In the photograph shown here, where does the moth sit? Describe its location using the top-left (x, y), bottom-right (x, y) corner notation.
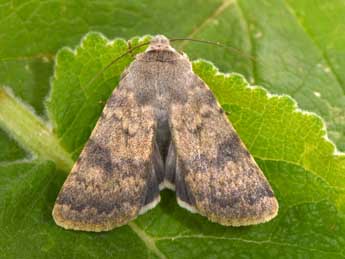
top-left (53, 35), bottom-right (278, 232)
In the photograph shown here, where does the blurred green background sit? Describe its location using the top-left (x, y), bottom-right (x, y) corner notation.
top-left (1, 1), bottom-right (345, 258)
top-left (1, 0), bottom-right (344, 151)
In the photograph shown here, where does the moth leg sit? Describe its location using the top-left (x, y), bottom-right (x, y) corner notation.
top-left (153, 141), bottom-right (164, 186)
top-left (161, 142), bottom-right (197, 212)
top-left (160, 142), bottom-right (176, 191)
top-left (175, 158), bottom-right (197, 213)
top-left (140, 142), bottom-right (164, 214)
top-left (139, 161), bottom-right (161, 215)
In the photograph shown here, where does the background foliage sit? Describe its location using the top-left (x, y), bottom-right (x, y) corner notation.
top-left (0, 0), bottom-right (345, 258)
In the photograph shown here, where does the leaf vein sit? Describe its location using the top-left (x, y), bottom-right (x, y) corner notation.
top-left (234, 0), bottom-right (257, 84)
top-left (128, 222), bottom-right (167, 259)
top-left (179, 0), bottom-right (234, 49)
top-left (282, 0), bottom-right (345, 95)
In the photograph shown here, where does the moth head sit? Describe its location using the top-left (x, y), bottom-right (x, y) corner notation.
top-left (146, 35), bottom-right (175, 52)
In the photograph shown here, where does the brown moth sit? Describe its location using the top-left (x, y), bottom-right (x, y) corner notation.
top-left (53, 35), bottom-right (278, 232)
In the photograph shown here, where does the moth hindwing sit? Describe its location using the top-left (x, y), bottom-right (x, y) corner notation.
top-left (53, 35), bottom-right (278, 232)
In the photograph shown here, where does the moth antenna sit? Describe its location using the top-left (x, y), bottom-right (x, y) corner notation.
top-left (87, 37), bottom-right (260, 90)
top-left (170, 37), bottom-right (259, 65)
top-left (85, 41), bottom-right (151, 89)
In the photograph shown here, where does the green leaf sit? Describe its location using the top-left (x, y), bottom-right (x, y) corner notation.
top-left (1, 32), bottom-right (345, 258)
top-left (1, 0), bottom-right (344, 150)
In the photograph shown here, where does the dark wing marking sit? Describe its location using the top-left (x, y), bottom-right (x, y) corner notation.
top-left (53, 84), bottom-right (161, 232)
top-left (169, 74), bottom-right (278, 226)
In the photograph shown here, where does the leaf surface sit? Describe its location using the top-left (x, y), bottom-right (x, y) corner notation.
top-left (1, 32), bottom-right (344, 258)
top-left (1, 0), bottom-right (344, 148)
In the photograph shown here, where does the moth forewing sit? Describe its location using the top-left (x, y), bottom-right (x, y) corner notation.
top-left (53, 88), bottom-right (160, 232)
top-left (53, 35), bottom-right (278, 232)
top-left (169, 80), bottom-right (278, 226)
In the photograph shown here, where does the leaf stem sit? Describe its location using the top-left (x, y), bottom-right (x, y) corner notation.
top-left (0, 87), bottom-right (73, 172)
top-left (128, 222), bottom-right (167, 259)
